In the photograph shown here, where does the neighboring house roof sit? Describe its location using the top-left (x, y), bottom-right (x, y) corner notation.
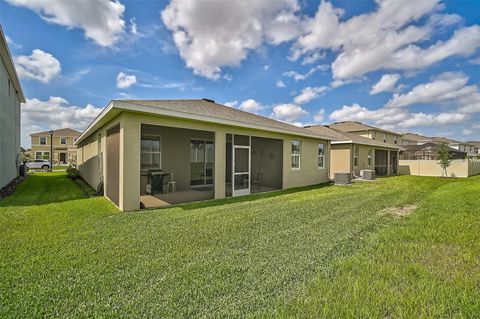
top-left (306, 125), bottom-right (403, 150)
top-left (0, 25), bottom-right (25, 103)
top-left (466, 141), bottom-right (480, 148)
top-left (429, 136), bottom-right (462, 144)
top-left (326, 121), bottom-right (401, 136)
top-left (30, 128), bottom-right (82, 137)
top-left (401, 132), bottom-right (430, 142)
top-left (76, 99), bottom-right (336, 145)
top-left (402, 142), bottom-right (465, 154)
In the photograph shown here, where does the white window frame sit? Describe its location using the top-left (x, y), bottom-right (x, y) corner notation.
top-left (40, 136), bottom-right (47, 145)
top-left (368, 148), bottom-right (372, 167)
top-left (394, 136), bottom-right (398, 144)
top-left (60, 137), bottom-right (67, 145)
top-left (383, 133), bottom-right (387, 143)
top-left (291, 140), bottom-right (301, 170)
top-left (354, 146), bottom-right (359, 167)
top-left (318, 143), bottom-right (326, 169)
top-left (141, 135), bottom-right (162, 169)
top-left (35, 151), bottom-right (42, 160)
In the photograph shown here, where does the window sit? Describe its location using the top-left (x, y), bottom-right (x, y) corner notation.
top-left (383, 133), bottom-right (387, 143)
top-left (60, 137), bottom-right (67, 145)
top-left (35, 151), bottom-right (50, 160)
top-left (368, 148), bottom-right (372, 166)
top-left (354, 146), bottom-right (359, 166)
top-left (394, 136), bottom-right (398, 144)
top-left (73, 137), bottom-right (78, 143)
top-left (141, 136), bottom-right (161, 169)
top-left (8, 79), bottom-right (11, 96)
top-left (371, 131), bottom-right (376, 140)
top-left (318, 143), bottom-right (326, 168)
top-left (40, 137), bottom-right (47, 145)
top-left (291, 141), bottom-right (301, 169)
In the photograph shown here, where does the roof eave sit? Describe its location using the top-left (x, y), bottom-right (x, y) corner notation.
top-left (78, 100), bottom-right (335, 144)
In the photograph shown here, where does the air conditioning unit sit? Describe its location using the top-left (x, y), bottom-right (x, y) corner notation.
top-left (361, 169), bottom-right (375, 180)
top-left (334, 172), bottom-right (352, 185)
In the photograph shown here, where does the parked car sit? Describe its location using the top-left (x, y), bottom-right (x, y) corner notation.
top-left (26, 160), bottom-right (51, 170)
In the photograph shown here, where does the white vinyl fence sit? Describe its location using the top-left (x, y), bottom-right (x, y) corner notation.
top-left (399, 158), bottom-right (480, 178)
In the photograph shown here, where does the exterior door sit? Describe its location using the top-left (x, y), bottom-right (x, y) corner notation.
top-left (232, 135), bottom-right (250, 197)
top-left (59, 152), bottom-right (66, 163)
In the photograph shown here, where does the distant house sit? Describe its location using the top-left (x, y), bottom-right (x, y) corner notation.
top-left (400, 142), bottom-right (466, 160)
top-left (306, 124), bottom-right (402, 177)
top-left (466, 141), bottom-right (480, 156)
top-left (0, 25), bottom-right (25, 189)
top-left (30, 128), bottom-right (82, 164)
top-left (401, 133), bottom-right (430, 145)
top-left (75, 99), bottom-right (334, 211)
top-left (327, 121), bottom-right (402, 145)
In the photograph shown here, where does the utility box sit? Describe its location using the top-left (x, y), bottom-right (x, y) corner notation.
top-left (334, 172), bottom-right (352, 185)
top-left (361, 169), bottom-right (376, 180)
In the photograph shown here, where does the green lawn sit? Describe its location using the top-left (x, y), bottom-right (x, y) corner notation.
top-left (0, 173), bottom-right (479, 318)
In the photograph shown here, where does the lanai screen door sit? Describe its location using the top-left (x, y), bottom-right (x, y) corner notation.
top-left (232, 134), bottom-right (251, 196)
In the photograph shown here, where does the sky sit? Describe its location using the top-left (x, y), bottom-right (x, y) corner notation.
top-left (1, 0), bottom-right (480, 148)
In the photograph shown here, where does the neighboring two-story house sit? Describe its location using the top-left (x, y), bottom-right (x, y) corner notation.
top-left (401, 133), bottom-right (430, 145)
top-left (0, 25), bottom-right (25, 189)
top-left (327, 121), bottom-right (402, 145)
top-left (30, 128), bottom-right (81, 164)
top-left (466, 141), bottom-right (480, 156)
top-left (319, 121), bottom-right (403, 177)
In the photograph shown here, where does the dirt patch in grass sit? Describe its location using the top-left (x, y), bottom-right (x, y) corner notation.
top-left (379, 205), bottom-right (417, 218)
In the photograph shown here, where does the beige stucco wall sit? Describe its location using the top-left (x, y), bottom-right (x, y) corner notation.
top-left (355, 130), bottom-right (401, 145)
top-left (398, 159), bottom-right (480, 178)
top-left (331, 143), bottom-right (399, 177)
top-left (78, 111), bottom-right (330, 211)
top-left (330, 144), bottom-right (352, 177)
top-left (0, 56), bottom-right (21, 188)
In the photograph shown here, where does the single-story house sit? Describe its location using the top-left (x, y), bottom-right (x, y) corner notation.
top-left (30, 128), bottom-right (81, 164)
top-left (0, 25), bottom-right (25, 189)
top-left (75, 99), bottom-right (334, 211)
top-left (305, 125), bottom-right (403, 177)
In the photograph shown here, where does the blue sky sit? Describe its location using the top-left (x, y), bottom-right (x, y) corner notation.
top-left (1, 0), bottom-right (479, 147)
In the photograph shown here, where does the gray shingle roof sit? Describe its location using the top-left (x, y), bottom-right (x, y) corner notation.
top-left (115, 99), bottom-right (333, 140)
top-left (30, 128), bottom-right (82, 137)
top-left (306, 125), bottom-right (402, 149)
top-left (327, 121), bottom-right (401, 136)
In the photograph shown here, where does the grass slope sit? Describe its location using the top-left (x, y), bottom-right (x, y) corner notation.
top-left (0, 173), bottom-right (478, 318)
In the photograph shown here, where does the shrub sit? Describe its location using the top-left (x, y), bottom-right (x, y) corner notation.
top-left (66, 166), bottom-right (80, 180)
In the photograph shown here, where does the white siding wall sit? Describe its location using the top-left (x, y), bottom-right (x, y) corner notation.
top-left (0, 58), bottom-right (21, 188)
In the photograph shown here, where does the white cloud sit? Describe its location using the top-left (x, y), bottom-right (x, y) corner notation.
top-left (276, 80), bottom-right (286, 88)
top-left (5, 35), bottom-right (22, 49)
top-left (386, 72), bottom-right (475, 108)
top-left (21, 96), bottom-right (102, 147)
top-left (291, 0), bottom-right (478, 80)
top-left (161, 0), bottom-right (301, 79)
top-left (370, 73), bottom-right (401, 95)
top-left (398, 112), bottom-right (468, 128)
top-left (301, 51), bottom-right (325, 65)
top-left (116, 72), bottom-right (137, 89)
top-left (14, 49), bottom-right (61, 83)
top-left (462, 129), bottom-right (474, 136)
top-left (224, 101), bottom-right (238, 107)
top-left (294, 86), bottom-right (328, 104)
top-left (6, 0), bottom-right (125, 47)
top-left (283, 64), bottom-right (328, 81)
top-left (469, 56), bottom-right (480, 65)
top-left (130, 17), bottom-right (138, 35)
top-left (314, 109), bottom-right (325, 123)
top-left (270, 103), bottom-right (308, 123)
top-left (238, 99), bottom-right (264, 113)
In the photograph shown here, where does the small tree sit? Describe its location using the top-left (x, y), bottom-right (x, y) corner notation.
top-left (438, 143), bottom-right (451, 177)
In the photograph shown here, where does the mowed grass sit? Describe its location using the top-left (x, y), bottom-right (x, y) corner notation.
top-left (0, 173), bottom-right (479, 318)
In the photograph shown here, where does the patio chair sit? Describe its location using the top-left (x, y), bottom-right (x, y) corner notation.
top-left (168, 173), bottom-right (176, 193)
top-left (252, 172), bottom-right (263, 191)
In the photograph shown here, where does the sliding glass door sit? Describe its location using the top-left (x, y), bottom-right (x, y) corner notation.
top-left (190, 140), bottom-right (214, 186)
